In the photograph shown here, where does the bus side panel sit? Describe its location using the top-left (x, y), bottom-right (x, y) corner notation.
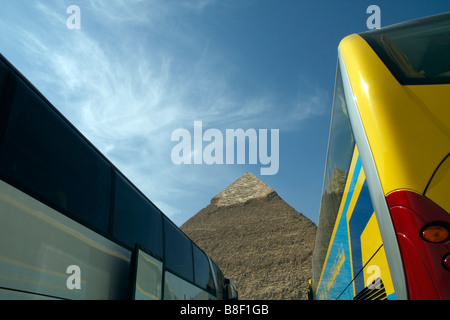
top-left (315, 151), bottom-right (396, 299)
top-left (360, 214), bottom-right (396, 299)
top-left (338, 44), bottom-right (407, 299)
top-left (0, 180), bottom-right (131, 299)
top-left (349, 208), bottom-right (396, 300)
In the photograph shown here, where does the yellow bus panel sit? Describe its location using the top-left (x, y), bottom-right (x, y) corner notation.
top-left (339, 34), bottom-right (450, 197)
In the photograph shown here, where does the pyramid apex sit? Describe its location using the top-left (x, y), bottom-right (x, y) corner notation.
top-left (211, 172), bottom-right (275, 207)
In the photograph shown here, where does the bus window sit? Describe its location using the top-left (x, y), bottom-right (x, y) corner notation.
top-left (164, 217), bottom-right (194, 282)
top-left (0, 74), bottom-right (111, 232)
top-left (0, 60), bottom-right (11, 142)
top-left (360, 13), bottom-right (450, 85)
top-left (0, 60), bottom-right (8, 99)
top-left (193, 244), bottom-right (216, 295)
top-left (112, 173), bottom-right (163, 258)
top-left (312, 62), bottom-right (355, 289)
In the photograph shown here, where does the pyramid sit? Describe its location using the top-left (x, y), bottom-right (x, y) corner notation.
top-left (181, 173), bottom-right (317, 300)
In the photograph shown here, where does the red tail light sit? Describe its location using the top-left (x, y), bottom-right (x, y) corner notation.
top-left (421, 224), bottom-right (449, 243)
top-left (444, 254), bottom-right (450, 271)
top-left (386, 190), bottom-right (450, 300)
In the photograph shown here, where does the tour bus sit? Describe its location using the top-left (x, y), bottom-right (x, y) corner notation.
top-left (310, 12), bottom-right (450, 300)
top-left (0, 53), bottom-right (238, 300)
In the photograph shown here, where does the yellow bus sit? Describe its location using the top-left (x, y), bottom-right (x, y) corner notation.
top-left (310, 12), bottom-right (450, 300)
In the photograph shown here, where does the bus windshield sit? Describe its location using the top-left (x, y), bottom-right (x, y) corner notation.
top-left (360, 12), bottom-right (450, 85)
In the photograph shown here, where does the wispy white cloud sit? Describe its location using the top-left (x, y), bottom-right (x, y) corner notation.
top-left (0, 0), bottom-right (328, 222)
top-left (290, 87), bottom-right (329, 122)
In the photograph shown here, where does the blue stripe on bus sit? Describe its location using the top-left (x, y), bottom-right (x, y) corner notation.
top-left (343, 159), bottom-right (362, 218)
top-left (348, 180), bottom-right (374, 294)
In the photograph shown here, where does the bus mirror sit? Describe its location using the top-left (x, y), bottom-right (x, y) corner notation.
top-left (224, 278), bottom-right (238, 300)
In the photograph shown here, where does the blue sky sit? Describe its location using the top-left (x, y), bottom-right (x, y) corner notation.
top-left (1, 1), bottom-right (449, 226)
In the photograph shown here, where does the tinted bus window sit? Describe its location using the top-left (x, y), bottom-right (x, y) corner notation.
top-left (0, 60), bottom-right (11, 141)
top-left (312, 62), bottom-right (355, 288)
top-left (113, 173), bottom-right (163, 258)
top-left (0, 60), bottom-right (8, 100)
top-left (193, 244), bottom-right (215, 294)
top-left (0, 75), bottom-right (111, 232)
top-left (360, 12), bottom-right (450, 85)
top-left (164, 217), bottom-right (193, 282)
